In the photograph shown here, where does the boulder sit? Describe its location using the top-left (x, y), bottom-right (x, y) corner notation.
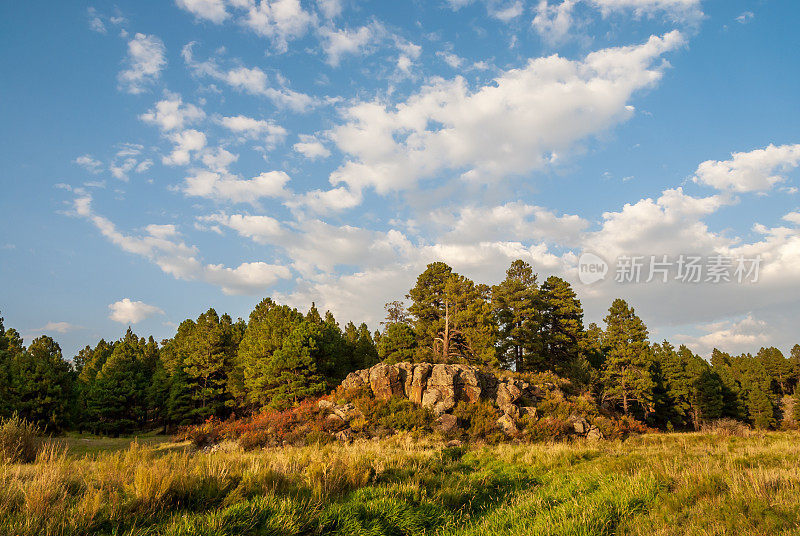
top-left (335, 429), bottom-right (353, 442)
top-left (333, 403), bottom-right (359, 422)
top-left (520, 406), bottom-right (537, 419)
top-left (318, 399), bottom-right (334, 411)
top-left (570, 416), bottom-right (590, 435)
top-left (435, 413), bottom-right (460, 434)
top-left (500, 404), bottom-right (521, 419)
top-left (497, 414), bottom-right (518, 436)
top-left (586, 426), bottom-right (603, 441)
top-left (410, 363), bottom-right (432, 404)
top-left (496, 382), bottom-right (522, 407)
top-left (369, 363), bottom-right (404, 400)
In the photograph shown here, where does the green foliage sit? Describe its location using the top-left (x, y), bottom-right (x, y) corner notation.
top-left (491, 260), bottom-right (542, 372)
top-left (10, 335), bottom-right (74, 431)
top-left (600, 299), bottom-right (653, 418)
top-left (452, 401), bottom-right (504, 442)
top-left (357, 396), bottom-right (434, 432)
top-left (540, 276), bottom-right (586, 380)
top-left (0, 413), bottom-right (43, 463)
top-left (378, 323), bottom-right (417, 364)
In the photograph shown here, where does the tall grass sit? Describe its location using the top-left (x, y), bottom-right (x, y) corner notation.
top-left (0, 431), bottom-right (798, 535)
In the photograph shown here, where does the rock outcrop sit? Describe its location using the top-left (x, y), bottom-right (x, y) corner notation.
top-left (328, 362), bottom-right (605, 440)
top-left (340, 362), bottom-right (535, 418)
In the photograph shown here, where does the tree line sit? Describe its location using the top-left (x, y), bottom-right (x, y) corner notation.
top-left (1, 259), bottom-right (798, 434)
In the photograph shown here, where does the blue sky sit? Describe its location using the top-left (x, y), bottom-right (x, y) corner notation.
top-left (1, 0), bottom-right (799, 359)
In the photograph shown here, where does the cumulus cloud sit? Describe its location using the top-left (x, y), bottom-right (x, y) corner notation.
top-left (74, 194), bottom-right (291, 294)
top-left (692, 143), bottom-right (800, 193)
top-left (163, 129), bottom-right (208, 166)
top-left (31, 322), bottom-right (84, 334)
top-left (74, 155), bottom-right (104, 174)
top-left (118, 33), bottom-right (167, 94)
top-left (533, 0), bottom-right (702, 43)
top-left (108, 299), bottom-right (165, 324)
top-left (182, 44), bottom-right (316, 112)
top-left (318, 32), bottom-right (684, 204)
top-left (182, 170), bottom-right (291, 203)
top-left (219, 114), bottom-right (287, 148)
top-left (293, 134), bottom-right (330, 159)
top-left (175, 0), bottom-right (229, 23)
top-left (140, 93), bottom-right (205, 131)
top-left (677, 314), bottom-right (770, 357)
top-left (318, 24), bottom-right (378, 66)
top-left (236, 0), bottom-right (315, 52)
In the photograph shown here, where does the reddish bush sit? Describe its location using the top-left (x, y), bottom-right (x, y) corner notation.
top-left (593, 415), bottom-right (649, 440)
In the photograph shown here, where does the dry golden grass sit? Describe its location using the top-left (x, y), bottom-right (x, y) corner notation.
top-left (0, 431), bottom-right (797, 535)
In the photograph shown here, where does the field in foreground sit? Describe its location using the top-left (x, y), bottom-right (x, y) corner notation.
top-left (1, 432), bottom-right (799, 536)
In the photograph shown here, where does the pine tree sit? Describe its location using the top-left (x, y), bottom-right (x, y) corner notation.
top-left (540, 276), bottom-right (585, 378)
top-left (492, 260), bottom-right (542, 371)
top-left (87, 334), bottom-right (149, 436)
top-left (260, 321), bottom-right (328, 410)
top-left (238, 298), bottom-right (305, 408)
top-left (379, 323), bottom-right (417, 364)
top-left (790, 344), bottom-right (800, 394)
top-left (355, 323), bottom-right (379, 369)
top-left (10, 335), bottom-right (74, 431)
top-left (0, 315), bottom-right (16, 419)
top-left (758, 346), bottom-right (791, 395)
top-left (167, 366), bottom-right (194, 428)
top-left (600, 299), bottom-right (653, 417)
top-left (408, 262), bottom-right (453, 358)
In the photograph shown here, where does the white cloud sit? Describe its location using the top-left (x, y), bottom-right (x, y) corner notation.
top-left (316, 0), bottom-right (343, 19)
top-left (322, 32), bottom-right (684, 201)
top-left (200, 212), bottom-right (286, 243)
top-left (109, 144), bottom-right (152, 181)
top-left (183, 170), bottom-right (291, 203)
top-left (437, 51), bottom-right (465, 69)
top-left (236, 0), bottom-right (315, 52)
top-left (532, 0), bottom-right (578, 45)
top-left (163, 129), bottom-right (208, 166)
top-left (783, 212), bottom-right (800, 226)
top-left (108, 299), bottom-right (165, 324)
top-left (74, 155), bottom-right (104, 174)
top-left (140, 93), bottom-right (205, 131)
top-left (590, 0), bottom-right (703, 21)
top-left (176, 0), bottom-right (230, 23)
top-left (692, 143), bottom-right (800, 193)
top-left (219, 114), bottom-right (287, 148)
top-left (677, 314), bottom-right (770, 357)
top-left (75, 194), bottom-right (292, 294)
top-left (490, 1), bottom-right (524, 21)
top-left (88, 7), bottom-right (107, 33)
top-left (183, 44), bottom-right (316, 112)
top-left (201, 146), bottom-right (239, 172)
top-left (533, 0), bottom-right (702, 43)
top-left (118, 33), bottom-right (167, 94)
top-left (318, 24), bottom-right (377, 66)
top-left (293, 134), bottom-right (331, 159)
top-left (32, 322), bottom-right (83, 334)
top-left (736, 11), bottom-right (754, 24)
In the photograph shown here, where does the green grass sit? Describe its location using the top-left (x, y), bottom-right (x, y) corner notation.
top-left (56, 431), bottom-right (177, 457)
top-left (1, 432), bottom-right (799, 535)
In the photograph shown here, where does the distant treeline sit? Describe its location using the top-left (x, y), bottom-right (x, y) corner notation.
top-left (1, 260), bottom-right (798, 435)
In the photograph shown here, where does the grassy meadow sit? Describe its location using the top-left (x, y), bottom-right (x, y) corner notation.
top-left (1, 431), bottom-right (798, 536)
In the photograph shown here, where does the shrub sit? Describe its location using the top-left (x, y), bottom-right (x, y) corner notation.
top-left (452, 401), bottom-right (504, 443)
top-left (593, 415), bottom-right (649, 440)
top-left (176, 417), bottom-right (225, 448)
top-left (0, 413), bottom-right (43, 463)
top-left (522, 416), bottom-right (573, 442)
top-left (702, 418), bottom-right (751, 437)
